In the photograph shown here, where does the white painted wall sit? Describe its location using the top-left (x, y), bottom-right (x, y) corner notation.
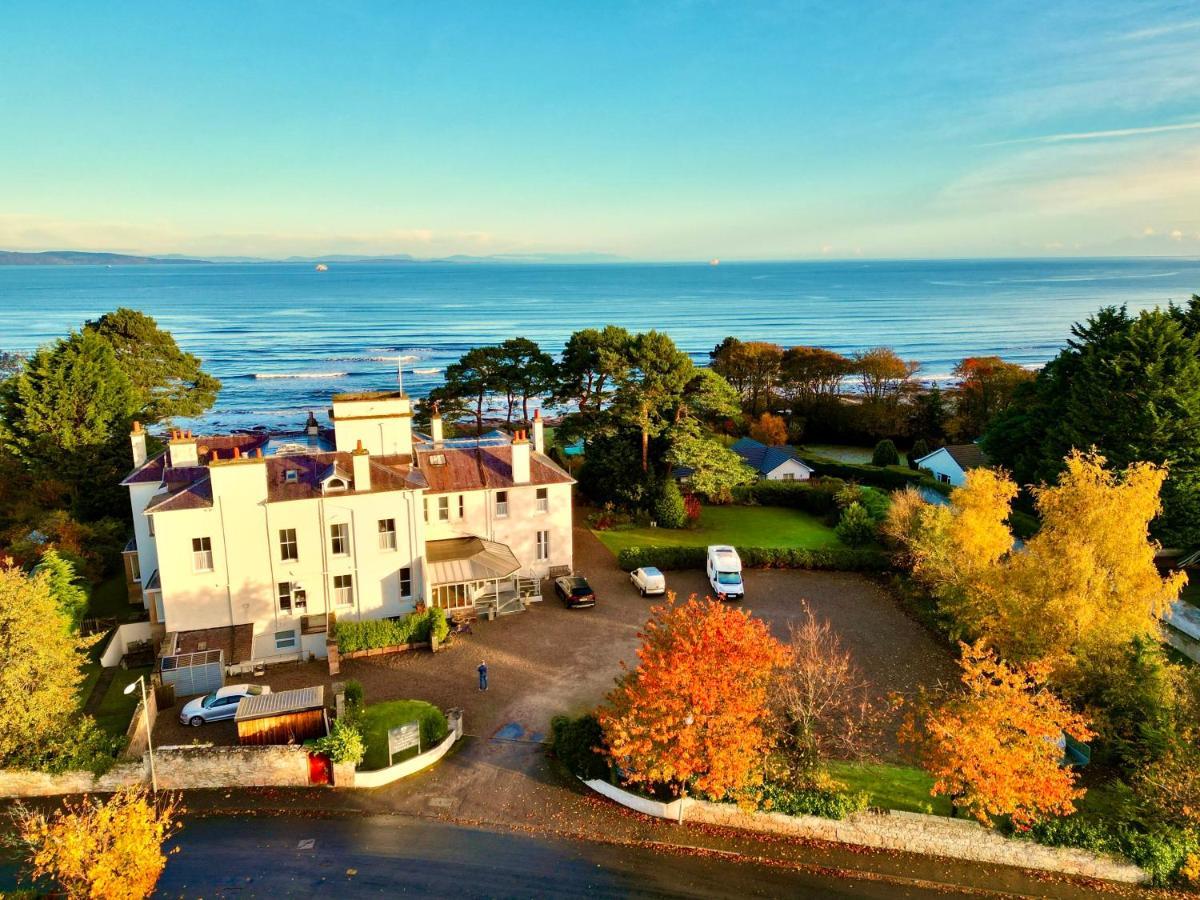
top-left (128, 481), bottom-right (162, 600)
top-left (331, 394), bottom-right (413, 457)
top-left (422, 480), bottom-right (574, 577)
top-left (916, 448), bottom-right (967, 486)
top-left (764, 458), bottom-right (813, 482)
top-left (151, 457), bottom-right (429, 661)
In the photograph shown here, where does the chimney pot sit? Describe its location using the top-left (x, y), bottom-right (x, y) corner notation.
top-left (255, 448), bottom-right (263, 458)
top-left (233, 447), bottom-right (241, 459)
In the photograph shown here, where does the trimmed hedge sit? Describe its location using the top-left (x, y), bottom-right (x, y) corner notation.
top-left (800, 454), bottom-right (951, 496)
top-left (335, 608), bottom-right (449, 654)
top-left (616, 545), bottom-right (892, 573)
top-left (550, 713), bottom-right (610, 780)
top-left (732, 478), bottom-right (845, 515)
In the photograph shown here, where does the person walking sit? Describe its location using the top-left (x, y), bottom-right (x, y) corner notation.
top-left (478, 661), bottom-right (488, 692)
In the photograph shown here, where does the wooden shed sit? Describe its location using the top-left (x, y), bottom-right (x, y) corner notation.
top-left (235, 685), bottom-right (328, 746)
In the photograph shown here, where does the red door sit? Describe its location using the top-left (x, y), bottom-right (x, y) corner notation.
top-left (308, 752), bottom-right (332, 785)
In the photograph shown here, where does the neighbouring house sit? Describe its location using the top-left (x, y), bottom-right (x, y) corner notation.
top-left (121, 394), bottom-right (574, 665)
top-left (729, 438), bottom-right (814, 482)
top-left (913, 443), bottom-right (990, 486)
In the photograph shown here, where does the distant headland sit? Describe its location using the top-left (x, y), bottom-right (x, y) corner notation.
top-left (0, 250), bottom-right (210, 266)
top-left (0, 249), bottom-right (629, 266)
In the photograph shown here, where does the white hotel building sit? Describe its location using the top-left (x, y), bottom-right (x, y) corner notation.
top-left (121, 391), bottom-right (574, 664)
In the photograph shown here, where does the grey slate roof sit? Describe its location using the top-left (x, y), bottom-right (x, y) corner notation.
top-left (939, 443), bottom-right (990, 471)
top-left (729, 438), bottom-right (813, 476)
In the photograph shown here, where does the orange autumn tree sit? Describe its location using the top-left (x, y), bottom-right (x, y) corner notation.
top-left (15, 787), bottom-right (182, 900)
top-left (903, 642), bottom-right (1092, 827)
top-left (599, 594), bottom-right (791, 800)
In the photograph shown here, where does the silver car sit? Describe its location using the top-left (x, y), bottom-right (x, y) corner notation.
top-left (179, 683), bottom-right (270, 726)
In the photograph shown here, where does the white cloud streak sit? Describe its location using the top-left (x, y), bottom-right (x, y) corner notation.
top-left (984, 120), bottom-right (1200, 147)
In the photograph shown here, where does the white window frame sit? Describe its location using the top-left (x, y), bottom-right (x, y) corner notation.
top-left (279, 528), bottom-right (298, 561)
top-left (536, 487), bottom-right (549, 513)
top-left (781, 472), bottom-right (795, 482)
top-left (378, 518), bottom-right (397, 551)
top-left (536, 529), bottom-right (550, 561)
top-left (277, 581), bottom-right (292, 612)
top-left (330, 522), bottom-right (350, 556)
top-left (192, 537), bottom-right (214, 572)
top-left (458, 494), bottom-right (465, 518)
top-left (333, 574), bottom-right (354, 606)
top-left (438, 496), bottom-right (450, 522)
top-left (275, 629), bottom-right (297, 651)
top-left (399, 566), bottom-right (412, 599)
top-left (129, 553), bottom-right (141, 583)
top-left (495, 490), bottom-right (509, 518)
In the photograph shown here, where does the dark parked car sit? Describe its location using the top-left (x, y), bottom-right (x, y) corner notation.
top-left (554, 575), bottom-right (596, 608)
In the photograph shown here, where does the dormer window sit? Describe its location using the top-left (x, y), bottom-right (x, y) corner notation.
top-left (428, 453), bottom-right (446, 466)
top-left (284, 470), bottom-right (299, 483)
top-left (324, 477), bottom-right (347, 492)
top-left (319, 463), bottom-right (352, 493)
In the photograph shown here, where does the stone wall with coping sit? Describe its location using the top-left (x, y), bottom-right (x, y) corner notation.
top-left (584, 779), bottom-right (1147, 885)
top-left (0, 763), bottom-right (144, 798)
top-left (152, 744), bottom-right (312, 789)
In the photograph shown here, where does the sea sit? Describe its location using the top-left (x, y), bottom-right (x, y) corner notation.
top-left (0, 257), bottom-right (1196, 432)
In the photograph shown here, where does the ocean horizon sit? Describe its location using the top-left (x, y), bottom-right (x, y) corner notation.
top-left (1, 256), bottom-right (1197, 432)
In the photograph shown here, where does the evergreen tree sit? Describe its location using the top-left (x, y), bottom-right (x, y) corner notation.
top-left (33, 550), bottom-right (88, 631)
top-left (984, 298), bottom-right (1200, 546)
top-left (871, 439), bottom-right (900, 467)
top-left (653, 478), bottom-right (688, 529)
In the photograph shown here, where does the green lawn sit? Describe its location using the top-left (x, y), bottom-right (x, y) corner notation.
top-left (802, 443), bottom-right (910, 466)
top-left (93, 665), bottom-right (153, 739)
top-left (592, 504), bottom-right (843, 556)
top-left (357, 700), bottom-right (448, 770)
top-left (826, 760), bottom-right (953, 816)
top-left (86, 573), bottom-right (142, 622)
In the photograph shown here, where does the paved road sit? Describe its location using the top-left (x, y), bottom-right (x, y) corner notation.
top-left (156, 814), bottom-right (980, 898)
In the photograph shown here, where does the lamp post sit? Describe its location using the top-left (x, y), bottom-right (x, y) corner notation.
top-left (124, 675), bottom-right (157, 793)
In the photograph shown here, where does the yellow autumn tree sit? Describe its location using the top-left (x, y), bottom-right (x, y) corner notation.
top-left (887, 451), bottom-right (1185, 675)
top-left (0, 562), bottom-right (95, 765)
top-left (902, 642), bottom-right (1092, 827)
top-left (15, 788), bottom-right (182, 900)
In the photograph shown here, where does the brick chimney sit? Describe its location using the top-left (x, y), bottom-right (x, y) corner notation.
top-left (511, 429), bottom-right (531, 485)
top-left (305, 411), bottom-right (320, 437)
top-left (531, 409), bottom-right (545, 456)
top-left (352, 439), bottom-right (371, 492)
top-left (130, 421), bottom-right (147, 467)
top-left (168, 429), bottom-right (199, 468)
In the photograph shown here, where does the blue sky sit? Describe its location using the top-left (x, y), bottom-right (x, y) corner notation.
top-left (2, 1), bottom-right (1199, 259)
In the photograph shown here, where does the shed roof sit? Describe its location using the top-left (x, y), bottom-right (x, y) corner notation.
top-left (235, 685), bottom-right (326, 722)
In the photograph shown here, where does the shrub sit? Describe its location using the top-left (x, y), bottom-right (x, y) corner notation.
top-left (653, 479), bottom-right (688, 529)
top-left (1024, 816), bottom-right (1200, 886)
top-left (342, 679), bottom-right (364, 709)
top-left (761, 782), bottom-right (869, 820)
top-left (550, 713), bottom-right (609, 780)
top-left (749, 412), bottom-right (788, 446)
top-left (616, 545), bottom-right (892, 573)
top-left (335, 608), bottom-right (448, 653)
top-left (836, 502), bottom-right (877, 547)
top-left (909, 439), bottom-right (932, 470)
top-left (871, 439), bottom-right (900, 467)
top-left (683, 493), bottom-right (702, 522)
top-left (312, 716), bottom-right (366, 765)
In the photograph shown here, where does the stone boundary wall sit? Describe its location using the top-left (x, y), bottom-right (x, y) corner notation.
top-left (0, 763), bottom-right (144, 798)
top-left (583, 779), bottom-right (1147, 885)
top-left (152, 745), bottom-right (312, 790)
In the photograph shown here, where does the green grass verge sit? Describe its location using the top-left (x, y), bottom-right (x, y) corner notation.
top-left (825, 760), bottom-right (953, 816)
top-left (93, 666), bottom-right (153, 739)
top-left (87, 573), bottom-right (141, 622)
top-left (357, 700), bottom-right (448, 771)
top-left (593, 505), bottom-right (843, 556)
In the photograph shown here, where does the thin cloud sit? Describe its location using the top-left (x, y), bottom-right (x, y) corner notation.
top-left (984, 120), bottom-right (1200, 147)
top-left (1121, 19), bottom-right (1200, 41)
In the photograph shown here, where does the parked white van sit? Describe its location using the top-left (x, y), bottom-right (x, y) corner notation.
top-left (706, 545), bottom-right (744, 600)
